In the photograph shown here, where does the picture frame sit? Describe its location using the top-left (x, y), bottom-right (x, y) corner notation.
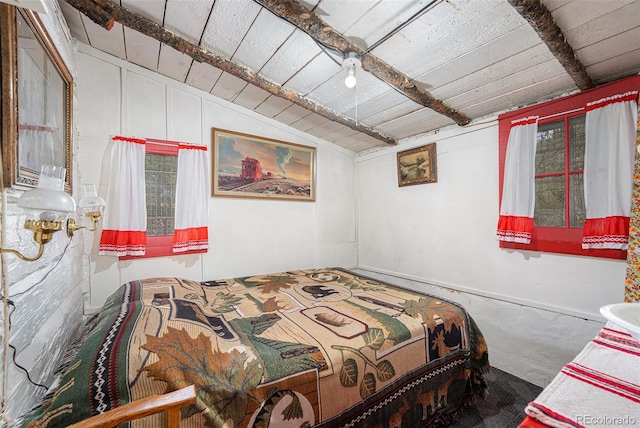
top-left (397, 143), bottom-right (437, 187)
top-left (1, 4), bottom-right (73, 192)
top-left (212, 128), bottom-right (316, 201)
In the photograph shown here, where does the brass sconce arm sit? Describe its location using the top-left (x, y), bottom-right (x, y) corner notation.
top-left (67, 211), bottom-right (103, 237)
top-left (0, 219), bottom-right (63, 261)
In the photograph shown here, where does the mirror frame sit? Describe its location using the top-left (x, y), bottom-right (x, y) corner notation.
top-left (0, 3), bottom-right (73, 192)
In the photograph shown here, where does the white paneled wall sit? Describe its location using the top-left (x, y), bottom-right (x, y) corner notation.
top-left (75, 44), bottom-right (357, 310)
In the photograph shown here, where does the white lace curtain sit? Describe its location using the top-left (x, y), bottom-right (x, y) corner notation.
top-left (582, 91), bottom-right (639, 249)
top-left (99, 136), bottom-right (148, 256)
top-left (496, 117), bottom-right (538, 244)
top-left (173, 143), bottom-right (209, 253)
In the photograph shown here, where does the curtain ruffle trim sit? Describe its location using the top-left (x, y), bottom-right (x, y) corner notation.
top-left (510, 116), bottom-right (538, 127)
top-left (173, 227), bottom-right (209, 253)
top-left (178, 143), bottom-right (207, 151)
top-left (112, 135), bottom-right (146, 145)
top-left (496, 215), bottom-right (534, 244)
top-left (99, 230), bottom-right (147, 256)
top-left (582, 216), bottom-right (630, 249)
top-left (586, 91), bottom-right (638, 111)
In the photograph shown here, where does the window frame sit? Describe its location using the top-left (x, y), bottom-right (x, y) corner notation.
top-left (498, 75), bottom-right (640, 260)
top-left (120, 138), bottom-right (207, 260)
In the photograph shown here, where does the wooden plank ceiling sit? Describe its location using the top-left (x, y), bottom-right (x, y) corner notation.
top-left (58, 0), bottom-right (640, 153)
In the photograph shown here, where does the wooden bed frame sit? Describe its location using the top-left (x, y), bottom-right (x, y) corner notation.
top-left (68, 385), bottom-right (196, 428)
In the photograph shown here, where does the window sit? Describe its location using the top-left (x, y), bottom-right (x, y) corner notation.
top-left (120, 139), bottom-right (206, 259)
top-left (498, 75), bottom-right (640, 259)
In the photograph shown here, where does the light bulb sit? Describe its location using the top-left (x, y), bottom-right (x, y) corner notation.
top-left (345, 67), bottom-right (356, 88)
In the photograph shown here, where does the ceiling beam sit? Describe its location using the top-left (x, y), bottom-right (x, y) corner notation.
top-left (63, 0), bottom-right (399, 146)
top-left (254, 0), bottom-right (472, 127)
top-left (507, 0), bottom-right (594, 91)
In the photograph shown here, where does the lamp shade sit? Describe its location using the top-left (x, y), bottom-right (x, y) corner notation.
top-left (17, 165), bottom-right (76, 222)
top-left (78, 184), bottom-right (106, 216)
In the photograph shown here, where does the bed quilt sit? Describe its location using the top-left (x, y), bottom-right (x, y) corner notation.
top-left (21, 268), bottom-right (489, 427)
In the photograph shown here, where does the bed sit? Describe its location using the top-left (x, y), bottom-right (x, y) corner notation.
top-left (20, 267), bottom-right (489, 427)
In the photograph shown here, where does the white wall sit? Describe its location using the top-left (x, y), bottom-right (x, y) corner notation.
top-left (355, 120), bottom-right (626, 386)
top-left (75, 44), bottom-right (357, 311)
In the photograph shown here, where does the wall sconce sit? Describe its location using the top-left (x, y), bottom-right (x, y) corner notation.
top-left (67, 184), bottom-right (106, 236)
top-left (343, 52), bottom-right (361, 89)
top-left (0, 165), bottom-right (76, 261)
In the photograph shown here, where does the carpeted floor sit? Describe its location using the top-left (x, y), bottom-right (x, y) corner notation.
top-left (450, 367), bottom-right (543, 427)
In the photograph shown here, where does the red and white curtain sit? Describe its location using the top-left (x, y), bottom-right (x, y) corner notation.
top-left (173, 144), bottom-right (209, 253)
top-left (99, 136), bottom-right (147, 256)
top-left (582, 91), bottom-right (639, 249)
top-left (497, 116), bottom-right (539, 244)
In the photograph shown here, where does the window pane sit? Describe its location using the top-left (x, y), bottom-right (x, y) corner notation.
top-left (569, 116), bottom-right (585, 171)
top-left (145, 153), bottom-right (177, 236)
top-left (570, 172), bottom-right (585, 228)
top-left (535, 175), bottom-right (565, 227)
top-left (536, 122), bottom-right (565, 174)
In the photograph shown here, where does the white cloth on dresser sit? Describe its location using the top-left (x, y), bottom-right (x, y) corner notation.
top-left (525, 323), bottom-right (640, 428)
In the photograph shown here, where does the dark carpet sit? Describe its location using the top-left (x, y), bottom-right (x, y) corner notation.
top-left (451, 367), bottom-right (543, 427)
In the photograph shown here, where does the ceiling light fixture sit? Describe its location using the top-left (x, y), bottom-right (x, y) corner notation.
top-left (342, 52), bottom-right (361, 89)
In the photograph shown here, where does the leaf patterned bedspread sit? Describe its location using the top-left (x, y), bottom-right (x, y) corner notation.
top-left (21, 268), bottom-right (489, 427)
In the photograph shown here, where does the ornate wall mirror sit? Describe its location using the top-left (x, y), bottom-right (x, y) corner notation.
top-left (1, 3), bottom-right (72, 192)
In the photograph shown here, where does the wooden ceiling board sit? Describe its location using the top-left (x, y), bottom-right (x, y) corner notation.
top-left (321, 123), bottom-right (360, 142)
top-left (82, 17), bottom-right (126, 59)
top-left (575, 26), bottom-right (640, 66)
top-left (185, 60), bottom-right (223, 93)
top-left (428, 43), bottom-right (557, 107)
top-left (390, 1), bottom-right (525, 80)
top-left (157, 44), bottom-right (193, 82)
top-left (200, 0), bottom-right (261, 59)
top-left (586, 49), bottom-right (640, 84)
top-left (413, 25), bottom-right (543, 92)
top-left (549, 0), bottom-right (634, 32)
top-left (57, 1), bottom-right (89, 44)
top-left (343, 90), bottom-right (417, 124)
top-left (163, 0), bottom-right (213, 44)
top-left (254, 95), bottom-right (294, 118)
top-left (372, 0), bottom-right (502, 68)
top-left (377, 107), bottom-right (453, 139)
top-left (121, 0), bottom-right (165, 25)
top-left (289, 112), bottom-right (329, 133)
top-left (563, 2), bottom-right (640, 50)
top-left (331, 0), bottom-right (440, 50)
top-left (542, 0), bottom-right (573, 11)
top-left (259, 29), bottom-right (323, 85)
top-left (273, 103), bottom-right (313, 125)
top-left (284, 51), bottom-right (341, 96)
top-left (441, 58), bottom-right (571, 112)
top-left (359, 99), bottom-right (423, 128)
top-left (232, 10), bottom-right (295, 73)
top-left (304, 119), bottom-right (345, 139)
top-left (455, 73), bottom-right (576, 120)
top-left (210, 72), bottom-right (248, 101)
top-left (123, 27), bottom-right (159, 72)
top-left (311, 0), bottom-right (380, 36)
top-left (233, 84), bottom-right (271, 110)
top-left (308, 69), bottom-right (392, 116)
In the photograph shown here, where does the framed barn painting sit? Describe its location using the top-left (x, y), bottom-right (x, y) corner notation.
top-left (212, 128), bottom-right (316, 201)
top-left (397, 143), bottom-right (437, 187)
top-left (0, 4), bottom-right (73, 192)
